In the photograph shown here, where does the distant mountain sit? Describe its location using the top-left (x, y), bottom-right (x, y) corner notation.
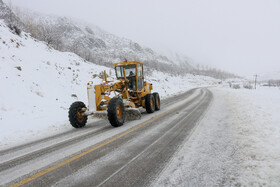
top-left (156, 48), bottom-right (195, 70)
top-left (14, 10), bottom-right (193, 75)
top-left (1, 1), bottom-right (240, 80)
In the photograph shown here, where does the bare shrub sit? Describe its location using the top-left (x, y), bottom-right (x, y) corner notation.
top-left (232, 84), bottom-right (240, 89)
top-left (8, 24), bottom-right (21, 35)
top-left (15, 66), bottom-right (22, 71)
top-left (243, 83), bottom-right (253, 89)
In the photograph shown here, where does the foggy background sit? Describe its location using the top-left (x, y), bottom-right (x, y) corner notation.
top-left (4, 0), bottom-right (280, 77)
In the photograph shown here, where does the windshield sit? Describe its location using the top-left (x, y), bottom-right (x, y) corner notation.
top-left (115, 65), bottom-right (136, 79)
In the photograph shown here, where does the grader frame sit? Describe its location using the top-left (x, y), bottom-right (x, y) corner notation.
top-left (68, 60), bottom-right (160, 128)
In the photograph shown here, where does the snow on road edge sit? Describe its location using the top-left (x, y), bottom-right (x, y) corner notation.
top-left (153, 87), bottom-right (280, 186)
top-left (153, 88), bottom-right (240, 186)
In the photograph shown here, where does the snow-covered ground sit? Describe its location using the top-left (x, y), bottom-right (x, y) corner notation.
top-left (154, 86), bottom-right (280, 186)
top-left (0, 19), bottom-right (219, 148)
top-left (1, 17), bottom-right (280, 185)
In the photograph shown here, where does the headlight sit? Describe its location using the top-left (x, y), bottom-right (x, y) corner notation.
top-left (87, 81), bottom-right (93, 85)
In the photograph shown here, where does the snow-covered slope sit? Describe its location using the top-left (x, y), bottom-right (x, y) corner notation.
top-left (0, 19), bottom-right (219, 147)
top-left (16, 10), bottom-right (192, 74)
top-left (0, 19), bottom-right (109, 143)
top-left (0, 0), bottom-right (24, 30)
top-left (13, 10), bottom-right (196, 73)
top-left (0, 0), bottom-right (9, 18)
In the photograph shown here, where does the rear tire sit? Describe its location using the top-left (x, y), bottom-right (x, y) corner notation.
top-left (145, 94), bottom-right (155, 113)
top-left (68, 101), bottom-right (88, 128)
top-left (107, 97), bottom-right (125, 127)
top-left (153, 92), bottom-right (160, 111)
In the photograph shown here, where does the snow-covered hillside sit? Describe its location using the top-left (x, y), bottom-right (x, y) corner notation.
top-left (0, 0), bottom-right (24, 30)
top-left (16, 10), bottom-right (192, 74)
top-left (0, 19), bottom-right (219, 147)
top-left (0, 19), bottom-right (109, 144)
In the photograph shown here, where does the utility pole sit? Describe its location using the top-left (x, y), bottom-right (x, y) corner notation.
top-left (254, 74), bottom-right (258, 89)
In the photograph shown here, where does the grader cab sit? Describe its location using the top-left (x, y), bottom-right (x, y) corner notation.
top-left (68, 60), bottom-right (160, 128)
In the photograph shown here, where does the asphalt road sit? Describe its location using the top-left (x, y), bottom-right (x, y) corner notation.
top-left (0, 88), bottom-right (212, 187)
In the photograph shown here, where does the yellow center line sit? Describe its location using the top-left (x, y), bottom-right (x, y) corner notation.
top-left (10, 94), bottom-right (197, 187)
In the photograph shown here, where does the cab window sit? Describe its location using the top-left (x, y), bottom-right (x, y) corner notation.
top-left (115, 65), bottom-right (136, 79)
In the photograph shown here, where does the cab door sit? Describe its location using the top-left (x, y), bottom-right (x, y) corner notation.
top-left (137, 63), bottom-right (144, 91)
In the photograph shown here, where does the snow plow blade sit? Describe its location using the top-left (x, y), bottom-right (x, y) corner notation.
top-left (125, 108), bottom-right (141, 120)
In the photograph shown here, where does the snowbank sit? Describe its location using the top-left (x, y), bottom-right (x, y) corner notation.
top-left (227, 87), bottom-right (280, 186)
top-left (154, 87), bottom-right (280, 186)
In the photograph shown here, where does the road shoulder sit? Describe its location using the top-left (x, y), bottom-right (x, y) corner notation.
top-left (153, 88), bottom-right (240, 186)
top-left (153, 87), bottom-right (280, 186)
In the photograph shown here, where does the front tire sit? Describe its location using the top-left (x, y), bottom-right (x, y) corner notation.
top-left (68, 101), bottom-right (88, 128)
top-left (145, 94), bottom-right (155, 113)
top-left (107, 97), bottom-right (125, 127)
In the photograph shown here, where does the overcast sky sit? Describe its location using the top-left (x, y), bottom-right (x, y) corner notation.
top-left (5, 0), bottom-right (280, 76)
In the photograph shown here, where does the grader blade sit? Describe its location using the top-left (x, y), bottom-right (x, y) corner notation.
top-left (125, 108), bottom-right (141, 120)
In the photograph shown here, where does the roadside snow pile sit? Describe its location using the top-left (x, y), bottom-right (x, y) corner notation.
top-left (147, 70), bottom-right (219, 99)
top-left (154, 87), bottom-right (280, 186)
top-left (0, 19), bottom-right (219, 148)
top-left (227, 87), bottom-right (280, 186)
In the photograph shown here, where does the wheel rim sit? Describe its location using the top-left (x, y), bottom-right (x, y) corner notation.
top-left (116, 105), bottom-right (123, 120)
top-left (156, 97), bottom-right (159, 107)
top-left (77, 108), bottom-right (84, 123)
top-left (151, 98), bottom-right (154, 109)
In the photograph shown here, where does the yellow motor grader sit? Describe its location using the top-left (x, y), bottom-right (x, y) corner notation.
top-left (68, 60), bottom-right (160, 128)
